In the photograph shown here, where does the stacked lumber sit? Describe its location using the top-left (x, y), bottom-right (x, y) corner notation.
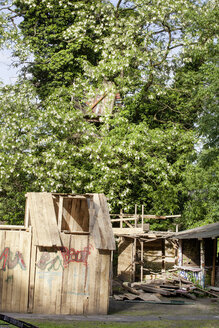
top-left (113, 275), bottom-right (219, 303)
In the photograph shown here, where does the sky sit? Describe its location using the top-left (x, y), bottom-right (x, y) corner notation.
top-left (0, 0), bottom-right (119, 85)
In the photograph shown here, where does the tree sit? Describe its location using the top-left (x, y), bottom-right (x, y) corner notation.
top-left (0, 0), bottom-right (218, 228)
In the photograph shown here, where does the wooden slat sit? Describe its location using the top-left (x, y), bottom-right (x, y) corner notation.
top-left (24, 197), bottom-right (30, 228)
top-left (89, 194), bottom-right (115, 251)
top-left (43, 193), bottom-right (62, 247)
top-left (0, 231), bottom-right (6, 310)
top-left (0, 225), bottom-right (26, 230)
top-left (27, 227), bottom-right (37, 313)
top-left (112, 228), bottom-right (144, 235)
top-left (58, 196), bottom-right (63, 231)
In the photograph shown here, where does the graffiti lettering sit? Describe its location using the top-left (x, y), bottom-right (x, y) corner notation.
top-left (36, 253), bottom-right (64, 271)
top-left (0, 247), bottom-right (26, 271)
top-left (61, 245), bottom-right (93, 267)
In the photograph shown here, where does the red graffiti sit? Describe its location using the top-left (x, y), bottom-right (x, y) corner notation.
top-left (0, 247), bottom-right (26, 271)
top-left (61, 245), bottom-right (93, 267)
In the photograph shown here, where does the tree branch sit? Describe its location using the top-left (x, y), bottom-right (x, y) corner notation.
top-left (116, 0), bottom-right (123, 10)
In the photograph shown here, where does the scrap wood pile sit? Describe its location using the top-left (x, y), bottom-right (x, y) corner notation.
top-left (113, 274), bottom-right (219, 303)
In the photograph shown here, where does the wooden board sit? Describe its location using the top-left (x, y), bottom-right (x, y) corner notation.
top-left (113, 228), bottom-right (144, 235)
top-left (28, 193), bottom-right (62, 247)
top-left (0, 230), bottom-right (31, 312)
top-left (89, 194), bottom-right (116, 250)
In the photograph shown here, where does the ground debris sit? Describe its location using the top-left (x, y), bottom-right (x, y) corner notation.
top-left (112, 275), bottom-right (219, 303)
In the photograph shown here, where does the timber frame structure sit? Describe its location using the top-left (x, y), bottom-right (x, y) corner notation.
top-left (0, 192), bottom-right (115, 315)
top-left (110, 205), bottom-right (180, 282)
top-left (111, 207), bottom-right (219, 288)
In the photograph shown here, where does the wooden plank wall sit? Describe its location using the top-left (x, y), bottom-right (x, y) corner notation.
top-left (32, 234), bottom-right (110, 314)
top-left (0, 230), bottom-right (110, 314)
top-left (0, 230), bottom-right (31, 312)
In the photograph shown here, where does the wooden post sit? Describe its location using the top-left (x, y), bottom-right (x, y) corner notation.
top-left (200, 239), bottom-right (205, 288)
top-left (161, 239), bottom-right (165, 273)
top-left (58, 196), bottom-right (63, 231)
top-left (132, 238), bottom-right (136, 282)
top-left (134, 204), bottom-right (137, 228)
top-left (120, 209), bottom-right (123, 228)
top-left (110, 251), bottom-right (114, 296)
top-left (24, 197), bottom-right (30, 228)
top-left (211, 238), bottom-right (217, 286)
top-left (141, 205), bottom-right (144, 231)
top-left (140, 240), bottom-right (144, 282)
top-left (178, 240), bottom-right (182, 266)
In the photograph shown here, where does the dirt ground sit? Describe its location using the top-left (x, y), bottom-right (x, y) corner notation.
top-left (4, 297), bottom-right (219, 324)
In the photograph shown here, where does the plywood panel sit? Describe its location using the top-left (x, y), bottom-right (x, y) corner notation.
top-left (34, 245), bottom-right (64, 314)
top-left (89, 194), bottom-right (115, 251)
top-left (0, 231), bottom-right (31, 312)
top-left (28, 193), bottom-right (61, 247)
top-left (86, 236), bottom-right (110, 314)
top-left (60, 234), bottom-right (90, 314)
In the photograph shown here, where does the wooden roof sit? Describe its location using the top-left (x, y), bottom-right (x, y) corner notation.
top-left (174, 222), bottom-right (219, 239)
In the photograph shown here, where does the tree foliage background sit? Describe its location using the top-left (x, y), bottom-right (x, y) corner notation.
top-left (0, 0), bottom-right (218, 228)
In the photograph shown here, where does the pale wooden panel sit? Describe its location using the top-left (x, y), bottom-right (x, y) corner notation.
top-left (33, 245), bottom-right (64, 314)
top-left (43, 193), bottom-right (62, 247)
top-left (0, 230), bottom-right (6, 310)
top-left (86, 236), bottom-right (111, 314)
top-left (28, 192), bottom-right (61, 247)
top-left (60, 234), bottom-right (90, 314)
top-left (28, 236), bottom-right (37, 313)
top-left (89, 194), bottom-right (116, 250)
top-left (60, 232), bottom-right (71, 314)
top-left (0, 231), bottom-right (31, 312)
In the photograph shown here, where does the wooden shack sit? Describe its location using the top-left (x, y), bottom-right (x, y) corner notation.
top-left (175, 222), bottom-right (219, 287)
top-left (110, 207), bottom-right (179, 282)
top-left (0, 192), bottom-right (115, 314)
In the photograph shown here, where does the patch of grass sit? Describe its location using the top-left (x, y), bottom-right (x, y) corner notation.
top-left (25, 320), bottom-right (219, 328)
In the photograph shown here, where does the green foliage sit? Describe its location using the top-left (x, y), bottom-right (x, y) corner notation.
top-left (182, 150), bottom-right (219, 228)
top-left (0, 0), bottom-right (218, 228)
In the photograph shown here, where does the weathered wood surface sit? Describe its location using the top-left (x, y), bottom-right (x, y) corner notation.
top-left (113, 228), bottom-right (144, 235)
top-left (89, 194), bottom-right (116, 251)
top-left (0, 230), bottom-right (31, 312)
top-left (0, 230), bottom-right (111, 314)
top-left (28, 193), bottom-right (62, 247)
top-left (0, 192), bottom-right (114, 314)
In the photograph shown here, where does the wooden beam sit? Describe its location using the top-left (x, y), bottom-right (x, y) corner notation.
top-left (162, 239), bottom-right (166, 273)
top-left (112, 228), bottom-right (144, 235)
top-left (178, 240), bottom-right (182, 266)
top-left (58, 196), bottom-right (63, 231)
top-left (111, 214), bottom-right (181, 220)
top-left (140, 240), bottom-right (144, 282)
top-left (0, 225), bottom-right (26, 230)
top-left (141, 205), bottom-right (144, 231)
top-left (200, 239), bottom-right (205, 288)
top-left (134, 204), bottom-right (137, 228)
top-left (120, 209), bottom-right (123, 228)
top-left (211, 238), bottom-right (217, 286)
top-left (132, 237), bottom-right (136, 282)
top-left (24, 197), bottom-right (30, 228)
